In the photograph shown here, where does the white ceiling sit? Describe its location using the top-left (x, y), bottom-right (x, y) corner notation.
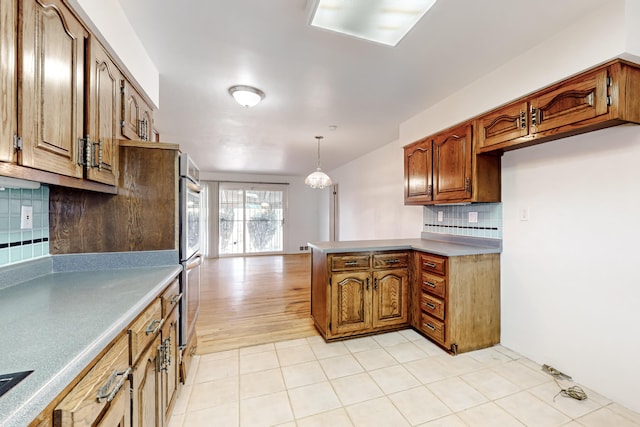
top-left (118, 0), bottom-right (608, 176)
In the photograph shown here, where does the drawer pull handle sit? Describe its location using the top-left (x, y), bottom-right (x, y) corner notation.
top-left (145, 318), bottom-right (165, 336)
top-left (170, 293), bottom-right (183, 304)
top-left (386, 259), bottom-right (399, 264)
top-left (424, 262), bottom-right (437, 268)
top-left (424, 323), bottom-right (436, 332)
top-left (97, 367), bottom-right (131, 403)
top-left (424, 302), bottom-right (436, 310)
top-left (424, 281), bottom-right (437, 288)
top-left (344, 261), bottom-right (358, 266)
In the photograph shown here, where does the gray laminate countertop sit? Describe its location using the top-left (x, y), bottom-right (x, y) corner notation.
top-left (0, 252), bottom-right (181, 427)
top-left (308, 233), bottom-right (502, 256)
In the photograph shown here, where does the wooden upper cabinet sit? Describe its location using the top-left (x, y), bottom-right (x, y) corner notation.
top-left (19, 0), bottom-right (87, 178)
top-left (477, 101), bottom-right (530, 150)
top-left (86, 38), bottom-right (121, 186)
top-left (530, 68), bottom-right (609, 134)
top-left (477, 60), bottom-right (640, 153)
top-left (121, 79), bottom-right (154, 141)
top-left (404, 138), bottom-right (432, 204)
top-left (0, 0), bottom-right (17, 163)
top-left (433, 123), bottom-right (473, 202)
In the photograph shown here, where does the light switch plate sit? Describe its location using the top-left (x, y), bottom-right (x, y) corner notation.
top-left (468, 212), bottom-right (478, 223)
top-left (519, 207), bottom-right (530, 221)
top-left (21, 206), bottom-right (33, 229)
top-left (437, 211), bottom-right (444, 222)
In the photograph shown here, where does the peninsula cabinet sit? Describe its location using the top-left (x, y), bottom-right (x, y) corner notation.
top-left (477, 59), bottom-right (640, 153)
top-left (412, 252), bottom-right (500, 354)
top-left (404, 122), bottom-right (501, 205)
top-left (311, 250), bottom-right (410, 340)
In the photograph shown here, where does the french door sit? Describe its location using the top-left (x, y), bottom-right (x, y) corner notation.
top-left (218, 183), bottom-right (286, 255)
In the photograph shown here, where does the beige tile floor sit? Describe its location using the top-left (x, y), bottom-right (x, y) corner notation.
top-left (168, 331), bottom-right (640, 426)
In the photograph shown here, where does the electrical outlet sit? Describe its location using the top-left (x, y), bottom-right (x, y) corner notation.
top-left (304, 245), bottom-right (309, 251)
top-left (299, 246), bottom-right (304, 251)
top-left (519, 207), bottom-right (530, 221)
top-left (437, 211), bottom-right (444, 222)
top-left (468, 212), bottom-right (478, 223)
top-left (21, 206), bottom-right (33, 229)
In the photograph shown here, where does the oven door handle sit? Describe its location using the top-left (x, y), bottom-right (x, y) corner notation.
top-left (186, 254), bottom-right (202, 270)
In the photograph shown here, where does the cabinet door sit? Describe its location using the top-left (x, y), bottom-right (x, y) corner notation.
top-left (530, 68), bottom-right (609, 134)
top-left (372, 269), bottom-right (408, 328)
top-left (131, 335), bottom-right (161, 427)
top-left (0, 0), bottom-right (16, 162)
top-left (433, 123), bottom-right (472, 202)
top-left (403, 138), bottom-right (432, 204)
top-left (19, 0), bottom-right (86, 178)
top-left (160, 309), bottom-right (180, 424)
top-left (96, 379), bottom-right (131, 427)
top-left (86, 38), bottom-right (120, 185)
top-left (331, 271), bottom-right (371, 335)
top-left (477, 101), bottom-right (529, 150)
top-left (121, 80), bottom-right (153, 141)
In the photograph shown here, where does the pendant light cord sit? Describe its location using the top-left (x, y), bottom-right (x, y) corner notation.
top-left (315, 136), bottom-right (323, 169)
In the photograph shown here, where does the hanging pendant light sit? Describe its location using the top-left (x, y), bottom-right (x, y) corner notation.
top-left (305, 136), bottom-right (333, 189)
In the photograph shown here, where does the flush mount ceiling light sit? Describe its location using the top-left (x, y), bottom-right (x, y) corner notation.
top-left (305, 136), bottom-right (333, 189)
top-left (228, 85), bottom-right (265, 107)
top-left (310, 0), bottom-right (437, 46)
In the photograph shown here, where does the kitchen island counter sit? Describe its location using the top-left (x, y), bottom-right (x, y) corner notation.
top-left (0, 251), bottom-right (181, 427)
top-left (308, 233), bottom-right (501, 256)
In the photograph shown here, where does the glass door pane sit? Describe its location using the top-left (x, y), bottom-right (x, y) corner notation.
top-left (219, 184), bottom-right (285, 256)
top-left (245, 190), bottom-right (283, 253)
top-left (219, 188), bottom-right (244, 255)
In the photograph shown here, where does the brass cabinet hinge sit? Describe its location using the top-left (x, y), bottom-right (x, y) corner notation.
top-left (13, 134), bottom-right (22, 150)
top-left (606, 76), bottom-right (613, 106)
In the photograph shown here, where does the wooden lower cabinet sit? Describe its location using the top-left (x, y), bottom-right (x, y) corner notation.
top-left (160, 309), bottom-right (180, 422)
top-left (311, 248), bottom-right (500, 354)
top-left (413, 252), bottom-right (500, 354)
top-left (53, 334), bottom-right (130, 426)
top-left (35, 277), bottom-right (186, 427)
top-left (131, 335), bottom-right (161, 427)
top-left (312, 250), bottom-right (410, 340)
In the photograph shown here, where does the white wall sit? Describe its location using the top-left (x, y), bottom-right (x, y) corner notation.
top-left (67, 0), bottom-right (160, 107)
top-left (200, 171), bottom-right (321, 255)
top-left (328, 139), bottom-right (423, 240)
top-left (334, 0), bottom-right (640, 412)
top-left (501, 125), bottom-right (640, 412)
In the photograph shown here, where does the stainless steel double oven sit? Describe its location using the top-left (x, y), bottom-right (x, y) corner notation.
top-left (179, 154), bottom-right (202, 352)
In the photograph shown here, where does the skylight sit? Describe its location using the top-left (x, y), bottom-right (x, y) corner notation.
top-left (310, 0), bottom-right (437, 47)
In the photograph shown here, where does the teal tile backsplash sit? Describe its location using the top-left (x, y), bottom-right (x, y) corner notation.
top-left (423, 203), bottom-right (502, 239)
top-left (0, 186), bottom-right (49, 266)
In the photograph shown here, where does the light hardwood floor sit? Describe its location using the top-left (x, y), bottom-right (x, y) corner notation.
top-left (196, 254), bottom-right (320, 354)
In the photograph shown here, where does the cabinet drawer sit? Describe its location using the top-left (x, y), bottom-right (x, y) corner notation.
top-left (372, 252), bottom-right (409, 269)
top-left (129, 299), bottom-right (163, 364)
top-left (420, 253), bottom-right (446, 275)
top-left (54, 334), bottom-right (129, 426)
top-left (161, 278), bottom-right (181, 318)
top-left (420, 293), bottom-right (445, 320)
top-left (420, 313), bottom-right (445, 345)
top-left (421, 272), bottom-right (446, 299)
top-left (331, 255), bottom-right (370, 271)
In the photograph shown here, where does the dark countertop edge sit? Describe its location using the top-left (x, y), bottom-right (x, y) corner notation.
top-left (2, 265), bottom-right (182, 427)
